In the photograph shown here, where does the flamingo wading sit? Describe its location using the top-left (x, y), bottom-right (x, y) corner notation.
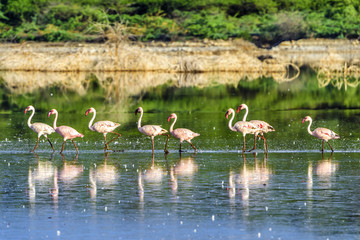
top-left (302, 116), bottom-right (340, 152)
top-left (237, 104), bottom-right (275, 152)
top-left (25, 105), bottom-right (55, 152)
top-left (48, 109), bottom-right (84, 153)
top-left (225, 108), bottom-right (258, 153)
top-left (135, 107), bottom-right (169, 153)
top-left (168, 113), bottom-right (200, 152)
top-left (85, 107), bottom-right (121, 151)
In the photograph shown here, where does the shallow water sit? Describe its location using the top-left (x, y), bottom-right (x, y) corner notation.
top-left (1, 67), bottom-right (360, 239)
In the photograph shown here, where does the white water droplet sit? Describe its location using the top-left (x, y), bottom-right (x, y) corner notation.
top-left (258, 232), bottom-right (261, 238)
top-left (57, 230), bottom-right (61, 236)
top-left (211, 215), bottom-right (215, 221)
top-left (180, 221), bottom-right (183, 225)
top-left (105, 206), bottom-right (108, 212)
top-left (194, 229), bottom-right (197, 233)
top-left (269, 228), bottom-right (272, 231)
top-left (265, 206), bottom-right (268, 211)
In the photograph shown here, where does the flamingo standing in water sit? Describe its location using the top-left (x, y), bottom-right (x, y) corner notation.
top-left (302, 116), bottom-right (340, 152)
top-left (48, 109), bottom-right (84, 153)
top-left (135, 107), bottom-right (169, 153)
top-left (225, 108), bottom-right (258, 153)
top-left (85, 107), bottom-right (121, 151)
top-left (237, 104), bottom-right (275, 152)
top-left (25, 105), bottom-right (55, 152)
top-left (168, 113), bottom-right (200, 152)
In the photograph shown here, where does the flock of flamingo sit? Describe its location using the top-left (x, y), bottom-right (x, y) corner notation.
top-left (24, 104), bottom-right (340, 154)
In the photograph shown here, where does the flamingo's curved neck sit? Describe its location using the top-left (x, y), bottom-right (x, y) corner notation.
top-left (88, 110), bottom-right (96, 131)
top-left (169, 115), bottom-right (177, 132)
top-left (242, 106), bottom-right (249, 122)
top-left (137, 110), bottom-right (143, 129)
top-left (228, 110), bottom-right (236, 132)
top-left (27, 109), bottom-right (35, 127)
top-left (307, 118), bottom-right (313, 135)
top-left (52, 111), bottom-right (58, 130)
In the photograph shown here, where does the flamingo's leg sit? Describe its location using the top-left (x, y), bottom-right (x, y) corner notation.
top-left (322, 140), bottom-right (324, 152)
top-left (46, 136), bottom-right (55, 152)
top-left (327, 141), bottom-right (334, 152)
top-left (72, 140), bottom-right (79, 153)
top-left (106, 132), bottom-right (121, 147)
top-left (31, 137), bottom-right (40, 152)
top-left (248, 134), bottom-right (257, 152)
top-left (188, 141), bottom-right (197, 153)
top-left (104, 134), bottom-right (108, 151)
top-left (261, 135), bottom-right (268, 153)
top-left (151, 136), bottom-right (155, 154)
top-left (243, 136), bottom-right (246, 153)
top-left (162, 134), bottom-right (169, 154)
top-left (60, 141), bottom-right (66, 153)
top-left (179, 142), bottom-right (182, 152)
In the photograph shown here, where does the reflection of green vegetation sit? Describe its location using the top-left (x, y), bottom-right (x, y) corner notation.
top-left (2, 67), bottom-right (360, 113)
top-left (0, 1), bottom-right (359, 45)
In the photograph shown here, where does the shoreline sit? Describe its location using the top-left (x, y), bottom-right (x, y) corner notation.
top-left (0, 38), bottom-right (359, 73)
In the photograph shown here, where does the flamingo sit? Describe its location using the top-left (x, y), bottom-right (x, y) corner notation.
top-left (85, 107), bottom-right (121, 151)
top-left (237, 104), bottom-right (275, 152)
top-left (25, 105), bottom-right (55, 152)
top-left (168, 113), bottom-right (200, 152)
top-left (225, 108), bottom-right (258, 153)
top-left (48, 109), bottom-right (84, 153)
top-left (302, 116), bottom-right (340, 152)
top-left (135, 107), bottom-right (169, 153)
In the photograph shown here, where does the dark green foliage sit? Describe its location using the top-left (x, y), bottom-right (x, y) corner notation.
top-left (0, 0), bottom-right (359, 45)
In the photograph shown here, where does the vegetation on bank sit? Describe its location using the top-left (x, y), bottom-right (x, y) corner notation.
top-left (0, 0), bottom-right (359, 47)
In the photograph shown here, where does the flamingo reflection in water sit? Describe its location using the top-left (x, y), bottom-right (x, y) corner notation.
top-left (138, 154), bottom-right (167, 203)
top-left (166, 153), bottom-right (199, 195)
top-left (316, 152), bottom-right (338, 186)
top-left (59, 153), bottom-right (83, 185)
top-left (228, 153), bottom-right (271, 206)
top-left (27, 153), bottom-right (56, 205)
top-left (89, 152), bottom-right (120, 199)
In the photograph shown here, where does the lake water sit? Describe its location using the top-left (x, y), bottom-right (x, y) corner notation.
top-left (1, 66), bottom-right (360, 239)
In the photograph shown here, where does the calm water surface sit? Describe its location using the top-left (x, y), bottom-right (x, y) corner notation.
top-left (1, 67), bottom-right (360, 239)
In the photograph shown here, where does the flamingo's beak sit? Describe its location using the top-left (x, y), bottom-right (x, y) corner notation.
top-left (135, 108), bottom-right (140, 115)
top-left (302, 118), bottom-right (305, 124)
top-left (48, 111), bottom-right (52, 118)
top-left (167, 116), bottom-right (171, 122)
top-left (24, 109), bottom-right (27, 114)
top-left (225, 111), bottom-right (229, 119)
top-left (85, 109), bottom-right (89, 116)
top-left (236, 107), bottom-right (240, 113)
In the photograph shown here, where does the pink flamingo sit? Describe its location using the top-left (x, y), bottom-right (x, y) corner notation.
top-left (25, 105), bottom-right (55, 152)
top-left (135, 107), bottom-right (169, 153)
top-left (48, 109), bottom-right (84, 153)
top-left (85, 107), bottom-right (121, 151)
top-left (168, 113), bottom-right (200, 152)
top-left (225, 108), bottom-right (258, 153)
top-left (302, 116), bottom-right (340, 152)
top-left (237, 104), bottom-right (275, 152)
